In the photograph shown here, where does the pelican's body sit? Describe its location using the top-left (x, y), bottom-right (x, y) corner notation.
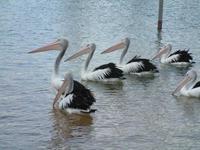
top-left (119, 56), bottom-right (158, 76)
top-left (55, 73), bottom-right (96, 114)
top-left (152, 44), bottom-right (194, 67)
top-left (101, 38), bottom-right (158, 76)
top-left (65, 44), bottom-right (124, 82)
top-left (29, 39), bottom-right (96, 113)
top-left (81, 62), bottom-right (123, 82)
top-left (173, 70), bottom-right (200, 98)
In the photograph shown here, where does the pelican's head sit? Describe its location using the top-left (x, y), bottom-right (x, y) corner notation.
top-left (101, 37), bottom-right (130, 54)
top-left (65, 43), bottom-right (96, 61)
top-left (152, 44), bottom-right (172, 60)
top-left (28, 38), bottom-right (69, 54)
top-left (172, 70), bottom-right (197, 95)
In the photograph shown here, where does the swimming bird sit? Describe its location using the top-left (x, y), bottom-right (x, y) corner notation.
top-left (53, 73), bottom-right (96, 113)
top-left (101, 38), bottom-right (158, 76)
top-left (172, 70), bottom-right (200, 98)
top-left (65, 43), bottom-right (124, 82)
top-left (29, 39), bottom-right (96, 113)
top-left (152, 44), bottom-right (194, 67)
top-left (28, 38), bottom-right (69, 91)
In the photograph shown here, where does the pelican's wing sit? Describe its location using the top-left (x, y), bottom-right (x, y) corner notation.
top-left (69, 80), bottom-right (95, 110)
top-left (124, 56), bottom-right (158, 73)
top-left (59, 94), bottom-right (73, 109)
top-left (168, 49), bottom-right (193, 63)
top-left (193, 81), bottom-right (200, 89)
top-left (92, 63), bottom-right (124, 79)
top-left (59, 80), bottom-right (95, 110)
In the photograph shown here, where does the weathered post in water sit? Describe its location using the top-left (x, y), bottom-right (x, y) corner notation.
top-left (157, 0), bottom-right (164, 30)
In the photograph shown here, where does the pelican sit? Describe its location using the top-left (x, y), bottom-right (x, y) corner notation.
top-left (28, 38), bottom-right (69, 91)
top-left (65, 43), bottom-right (124, 82)
top-left (172, 70), bottom-right (200, 98)
top-left (53, 73), bottom-right (96, 113)
top-left (29, 39), bottom-right (96, 113)
top-left (152, 44), bottom-right (194, 66)
top-left (101, 38), bottom-right (158, 76)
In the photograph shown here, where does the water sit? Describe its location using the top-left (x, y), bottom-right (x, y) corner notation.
top-left (1, 0), bottom-right (200, 149)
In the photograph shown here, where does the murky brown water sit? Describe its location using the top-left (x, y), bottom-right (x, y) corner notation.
top-left (1, 0), bottom-right (200, 149)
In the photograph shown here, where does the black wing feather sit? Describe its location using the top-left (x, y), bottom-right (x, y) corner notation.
top-left (93, 63), bottom-right (124, 78)
top-left (64, 80), bottom-right (95, 110)
top-left (127, 55), bottom-right (158, 72)
top-left (169, 49), bottom-right (193, 63)
top-left (193, 81), bottom-right (200, 89)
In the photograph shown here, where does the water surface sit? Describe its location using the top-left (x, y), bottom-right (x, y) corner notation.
top-left (1, 0), bottom-right (200, 149)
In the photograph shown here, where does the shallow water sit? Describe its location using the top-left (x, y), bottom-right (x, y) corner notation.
top-left (1, 0), bottom-right (200, 149)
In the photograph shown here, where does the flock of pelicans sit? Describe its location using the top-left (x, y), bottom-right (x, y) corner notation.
top-left (29, 37), bottom-right (200, 114)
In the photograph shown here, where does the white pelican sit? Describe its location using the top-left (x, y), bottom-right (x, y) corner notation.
top-left (53, 73), bottom-right (96, 113)
top-left (65, 43), bottom-right (124, 82)
top-left (101, 38), bottom-right (158, 76)
top-left (152, 44), bottom-right (194, 66)
top-left (172, 70), bottom-right (200, 98)
top-left (29, 39), bottom-right (69, 91)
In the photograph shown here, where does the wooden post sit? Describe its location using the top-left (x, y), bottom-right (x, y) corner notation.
top-left (157, 0), bottom-right (164, 31)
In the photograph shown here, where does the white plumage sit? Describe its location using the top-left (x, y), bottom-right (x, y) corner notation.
top-left (58, 94), bottom-right (73, 109)
top-left (119, 62), bottom-right (144, 74)
top-left (81, 68), bottom-right (110, 81)
top-left (180, 86), bottom-right (200, 98)
top-left (161, 54), bottom-right (179, 64)
top-left (51, 76), bottom-right (63, 91)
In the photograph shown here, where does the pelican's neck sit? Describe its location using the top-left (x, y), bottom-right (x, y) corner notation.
top-left (53, 47), bottom-right (67, 77)
top-left (58, 73), bottom-right (74, 108)
top-left (119, 42), bottom-right (129, 65)
top-left (160, 50), bottom-right (171, 63)
top-left (83, 48), bottom-right (95, 72)
top-left (64, 73), bottom-right (74, 95)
